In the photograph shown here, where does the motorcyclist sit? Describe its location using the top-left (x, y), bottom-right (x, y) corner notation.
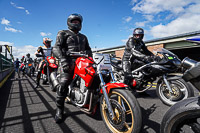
top-left (122, 28), bottom-right (155, 85)
top-left (21, 56), bottom-right (25, 63)
top-left (14, 58), bottom-right (20, 78)
top-left (24, 53), bottom-right (33, 75)
top-left (35, 37), bottom-right (53, 88)
top-left (24, 53), bottom-right (33, 65)
top-left (19, 56), bottom-right (25, 76)
top-left (53, 13), bottom-right (92, 123)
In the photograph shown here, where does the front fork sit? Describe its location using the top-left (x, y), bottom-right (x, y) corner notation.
top-left (162, 74), bottom-right (173, 93)
top-left (99, 73), bottom-right (115, 120)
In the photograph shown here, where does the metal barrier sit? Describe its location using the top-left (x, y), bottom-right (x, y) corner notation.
top-left (0, 54), bottom-right (13, 72)
top-left (0, 45), bottom-right (14, 88)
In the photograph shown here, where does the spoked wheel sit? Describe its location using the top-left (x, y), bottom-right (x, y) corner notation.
top-left (100, 89), bottom-right (142, 133)
top-left (156, 78), bottom-right (194, 106)
top-left (161, 97), bottom-right (200, 133)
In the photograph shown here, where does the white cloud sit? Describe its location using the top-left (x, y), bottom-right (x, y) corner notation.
top-left (5, 27), bottom-right (22, 33)
top-left (132, 0), bottom-right (197, 15)
top-left (151, 14), bottom-right (200, 38)
top-left (130, 0), bottom-right (200, 39)
top-left (10, 2), bottom-right (30, 15)
top-left (143, 15), bottom-right (154, 22)
top-left (40, 32), bottom-right (52, 37)
top-left (25, 10), bottom-right (30, 15)
top-left (123, 16), bottom-right (132, 23)
top-left (12, 45), bottom-right (38, 59)
top-left (150, 3), bottom-right (200, 38)
top-left (135, 21), bottom-right (148, 27)
top-left (1, 18), bottom-right (11, 26)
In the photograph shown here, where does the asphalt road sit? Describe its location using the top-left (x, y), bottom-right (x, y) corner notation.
top-left (0, 72), bottom-right (198, 133)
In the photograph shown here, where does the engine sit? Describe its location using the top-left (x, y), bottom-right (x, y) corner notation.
top-left (71, 78), bottom-right (89, 107)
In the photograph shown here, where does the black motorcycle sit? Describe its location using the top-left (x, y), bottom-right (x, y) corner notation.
top-left (161, 57), bottom-right (200, 133)
top-left (111, 48), bottom-right (194, 106)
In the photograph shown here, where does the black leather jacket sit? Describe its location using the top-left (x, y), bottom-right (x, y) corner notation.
top-left (122, 37), bottom-right (153, 62)
top-left (53, 30), bottom-right (92, 59)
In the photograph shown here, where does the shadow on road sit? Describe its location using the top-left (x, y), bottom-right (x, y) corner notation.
top-left (141, 104), bottom-right (160, 133)
top-left (28, 76), bottom-right (99, 133)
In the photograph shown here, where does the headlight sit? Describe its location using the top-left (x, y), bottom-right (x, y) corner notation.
top-left (49, 59), bottom-right (55, 64)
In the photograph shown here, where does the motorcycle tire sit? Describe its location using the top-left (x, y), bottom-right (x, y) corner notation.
top-left (160, 96), bottom-right (200, 133)
top-left (100, 88), bottom-right (142, 133)
top-left (156, 78), bottom-right (194, 106)
top-left (27, 69), bottom-right (31, 77)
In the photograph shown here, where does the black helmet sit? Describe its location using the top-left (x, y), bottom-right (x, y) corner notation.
top-left (67, 13), bottom-right (83, 31)
top-left (26, 53), bottom-right (30, 57)
top-left (133, 28), bottom-right (144, 41)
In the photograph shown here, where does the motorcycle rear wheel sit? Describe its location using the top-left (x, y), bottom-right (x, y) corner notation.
top-left (100, 88), bottom-right (142, 133)
top-left (161, 97), bottom-right (200, 133)
top-left (156, 78), bottom-right (194, 106)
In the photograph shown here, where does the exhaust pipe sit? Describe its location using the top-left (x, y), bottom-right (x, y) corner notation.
top-left (50, 72), bottom-right (59, 88)
top-left (181, 57), bottom-right (197, 69)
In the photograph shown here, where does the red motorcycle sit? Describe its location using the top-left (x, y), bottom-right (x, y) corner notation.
top-left (59, 52), bottom-right (142, 133)
top-left (41, 56), bottom-right (58, 91)
top-left (20, 63), bottom-right (25, 76)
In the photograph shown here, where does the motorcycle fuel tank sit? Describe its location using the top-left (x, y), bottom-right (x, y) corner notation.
top-left (74, 57), bottom-right (95, 87)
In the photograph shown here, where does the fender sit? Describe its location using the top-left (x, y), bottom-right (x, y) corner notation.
top-left (157, 73), bottom-right (183, 83)
top-left (166, 73), bottom-right (183, 81)
top-left (166, 75), bottom-right (182, 81)
top-left (100, 82), bottom-right (128, 94)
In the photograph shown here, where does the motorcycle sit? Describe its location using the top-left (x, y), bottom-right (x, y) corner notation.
top-left (54, 52), bottom-right (142, 133)
top-left (36, 54), bottom-right (58, 92)
top-left (111, 48), bottom-right (194, 106)
top-left (160, 57), bottom-right (200, 133)
top-left (19, 63), bottom-right (27, 77)
top-left (26, 62), bottom-right (33, 77)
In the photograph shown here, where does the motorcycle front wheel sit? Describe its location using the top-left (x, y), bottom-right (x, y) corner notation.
top-left (160, 97), bottom-right (200, 133)
top-left (100, 88), bottom-right (142, 133)
top-left (156, 78), bottom-right (194, 106)
top-left (27, 68), bottom-right (31, 77)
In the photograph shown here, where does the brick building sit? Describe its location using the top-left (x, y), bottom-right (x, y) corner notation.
top-left (94, 31), bottom-right (200, 61)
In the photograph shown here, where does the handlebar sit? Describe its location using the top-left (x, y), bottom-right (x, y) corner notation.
top-left (66, 52), bottom-right (95, 63)
top-left (67, 52), bottom-right (88, 57)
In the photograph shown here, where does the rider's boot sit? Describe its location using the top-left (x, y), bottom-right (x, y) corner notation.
top-left (123, 72), bottom-right (132, 85)
top-left (54, 107), bottom-right (64, 123)
top-left (54, 85), bottom-right (66, 123)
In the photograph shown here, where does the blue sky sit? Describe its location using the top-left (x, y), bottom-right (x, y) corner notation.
top-left (1, 0), bottom-right (200, 59)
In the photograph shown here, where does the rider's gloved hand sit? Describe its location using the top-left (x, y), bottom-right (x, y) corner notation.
top-left (38, 47), bottom-right (44, 54)
top-left (60, 58), bottom-right (69, 73)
